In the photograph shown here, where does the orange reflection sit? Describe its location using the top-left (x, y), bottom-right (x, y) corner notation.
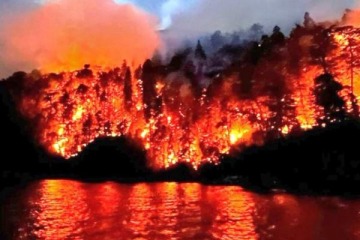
top-left (7, 181), bottom-right (360, 240)
top-left (126, 183), bottom-right (154, 239)
top-left (34, 180), bottom-right (89, 240)
top-left (207, 186), bottom-right (258, 240)
top-left (153, 182), bottom-right (180, 238)
top-left (96, 182), bottom-right (122, 216)
top-left (84, 182), bottom-right (124, 239)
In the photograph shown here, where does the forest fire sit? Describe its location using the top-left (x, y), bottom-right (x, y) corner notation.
top-left (4, 13), bottom-right (360, 170)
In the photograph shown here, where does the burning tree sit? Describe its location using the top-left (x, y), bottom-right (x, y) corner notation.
top-left (3, 12), bottom-right (360, 170)
top-left (314, 73), bottom-right (346, 125)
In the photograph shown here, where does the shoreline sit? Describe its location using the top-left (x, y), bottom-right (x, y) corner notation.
top-left (2, 80), bottom-right (360, 197)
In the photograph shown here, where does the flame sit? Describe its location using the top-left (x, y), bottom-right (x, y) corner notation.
top-left (229, 126), bottom-right (250, 146)
top-left (7, 23), bottom-right (360, 170)
top-left (72, 106), bottom-right (84, 121)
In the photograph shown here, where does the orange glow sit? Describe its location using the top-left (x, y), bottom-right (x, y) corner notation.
top-left (10, 180), bottom-right (360, 239)
top-left (208, 186), bottom-right (257, 240)
top-left (0, 0), bottom-right (160, 73)
top-left (10, 65), bottom-right (263, 169)
top-left (34, 180), bottom-right (89, 239)
top-left (15, 181), bottom-right (260, 239)
top-left (72, 106), bottom-right (84, 121)
top-left (229, 126), bottom-right (250, 145)
top-left (331, 28), bottom-right (360, 103)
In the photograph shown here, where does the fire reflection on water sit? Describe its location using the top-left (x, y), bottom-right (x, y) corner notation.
top-left (30, 180), bottom-right (89, 239)
top-left (3, 180), bottom-right (258, 240)
top-left (3, 180), bottom-right (360, 240)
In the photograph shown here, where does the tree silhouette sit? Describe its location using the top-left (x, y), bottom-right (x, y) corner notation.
top-left (348, 92), bottom-right (359, 117)
top-left (249, 23), bottom-right (264, 40)
top-left (169, 48), bottom-right (192, 72)
top-left (210, 30), bottom-right (224, 50)
top-left (303, 12), bottom-right (316, 28)
top-left (271, 26), bottom-right (285, 46)
top-left (76, 64), bottom-right (93, 78)
top-left (195, 40), bottom-right (207, 60)
top-left (341, 9), bottom-right (352, 24)
top-left (314, 73), bottom-right (346, 124)
top-left (124, 67), bottom-right (132, 111)
top-left (310, 27), bottom-right (337, 73)
top-left (142, 59), bottom-right (157, 121)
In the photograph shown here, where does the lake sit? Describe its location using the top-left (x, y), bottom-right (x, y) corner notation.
top-left (1, 180), bottom-right (360, 239)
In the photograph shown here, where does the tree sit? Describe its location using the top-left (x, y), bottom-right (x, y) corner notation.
top-left (142, 59), bottom-right (158, 121)
top-left (124, 67), bottom-right (132, 111)
top-left (314, 73), bottom-right (346, 124)
top-left (348, 92), bottom-right (359, 117)
top-left (287, 25), bottom-right (306, 74)
top-left (235, 64), bottom-right (255, 99)
top-left (121, 61), bottom-right (127, 79)
top-left (82, 114), bottom-right (93, 137)
top-left (195, 40), bottom-right (207, 60)
top-left (168, 48), bottom-right (191, 72)
top-left (341, 9), bottom-right (352, 24)
top-left (151, 50), bottom-right (163, 66)
top-left (310, 27), bottom-right (337, 73)
top-left (134, 65), bottom-right (142, 80)
top-left (335, 27), bottom-right (360, 96)
top-left (271, 26), bottom-right (285, 46)
top-left (210, 30), bottom-right (225, 50)
top-left (262, 69), bottom-right (298, 139)
top-left (348, 37), bottom-right (357, 95)
top-left (249, 23), bottom-right (264, 40)
top-left (303, 12), bottom-right (316, 28)
top-left (244, 41), bottom-right (263, 65)
top-left (76, 64), bottom-right (93, 78)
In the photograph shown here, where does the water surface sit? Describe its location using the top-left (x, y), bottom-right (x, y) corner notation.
top-left (1, 180), bottom-right (360, 240)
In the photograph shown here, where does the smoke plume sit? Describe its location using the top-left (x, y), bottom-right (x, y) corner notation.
top-left (162, 0), bottom-right (357, 38)
top-left (0, 0), bottom-right (160, 78)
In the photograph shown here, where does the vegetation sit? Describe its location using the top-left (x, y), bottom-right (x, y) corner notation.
top-left (1, 10), bottom-right (360, 195)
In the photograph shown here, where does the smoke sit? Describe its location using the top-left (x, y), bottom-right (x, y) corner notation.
top-left (342, 7), bottom-right (360, 27)
top-left (162, 0), bottom-right (357, 38)
top-left (159, 0), bottom-right (198, 30)
top-left (1, 0), bottom-right (360, 78)
top-left (0, 0), bottom-right (160, 78)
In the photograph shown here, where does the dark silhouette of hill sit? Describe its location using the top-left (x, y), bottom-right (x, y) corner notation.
top-left (0, 78), bottom-right (50, 186)
top-left (152, 162), bottom-right (197, 182)
top-left (68, 136), bottom-right (150, 180)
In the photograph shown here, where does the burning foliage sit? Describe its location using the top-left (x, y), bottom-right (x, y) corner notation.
top-left (4, 11), bottom-right (360, 170)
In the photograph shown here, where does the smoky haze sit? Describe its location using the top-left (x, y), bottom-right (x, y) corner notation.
top-left (165, 0), bottom-right (357, 35)
top-left (0, 0), bottom-right (160, 78)
top-left (0, 0), bottom-right (359, 78)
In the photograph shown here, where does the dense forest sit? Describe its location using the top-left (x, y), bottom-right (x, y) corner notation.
top-left (3, 10), bottom-right (360, 170)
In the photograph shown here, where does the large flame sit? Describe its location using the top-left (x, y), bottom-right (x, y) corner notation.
top-left (5, 20), bottom-right (360, 170)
